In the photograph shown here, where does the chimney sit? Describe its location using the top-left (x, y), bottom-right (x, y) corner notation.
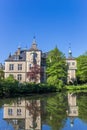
top-left (17, 46), bottom-right (21, 55)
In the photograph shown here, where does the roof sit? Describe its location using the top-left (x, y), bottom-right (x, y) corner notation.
top-left (5, 38), bottom-right (46, 62)
top-left (66, 57), bottom-right (76, 60)
top-left (5, 50), bottom-right (26, 62)
top-left (29, 43), bottom-right (39, 51)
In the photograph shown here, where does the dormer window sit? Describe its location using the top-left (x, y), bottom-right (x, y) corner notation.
top-left (14, 55), bottom-right (19, 60)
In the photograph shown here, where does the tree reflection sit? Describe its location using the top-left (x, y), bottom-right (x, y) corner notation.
top-left (26, 100), bottom-right (41, 129)
top-left (2, 92), bottom-right (87, 130)
top-left (77, 93), bottom-right (87, 122)
top-left (45, 93), bottom-right (67, 130)
top-left (3, 98), bottom-right (41, 130)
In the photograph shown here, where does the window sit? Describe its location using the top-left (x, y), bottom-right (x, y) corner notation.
top-left (29, 64), bottom-right (31, 69)
top-left (29, 111), bottom-right (32, 116)
top-left (72, 62), bottom-right (75, 66)
top-left (17, 109), bottom-right (21, 115)
top-left (67, 62), bottom-right (70, 66)
top-left (8, 108), bottom-right (13, 115)
top-left (17, 98), bottom-right (21, 105)
top-left (73, 110), bottom-right (76, 114)
top-left (18, 64), bottom-right (22, 70)
top-left (9, 64), bottom-right (14, 70)
top-left (31, 52), bottom-right (37, 64)
top-left (13, 120), bottom-right (18, 125)
top-left (33, 53), bottom-right (37, 64)
top-left (14, 55), bottom-right (19, 60)
top-left (17, 74), bottom-right (22, 81)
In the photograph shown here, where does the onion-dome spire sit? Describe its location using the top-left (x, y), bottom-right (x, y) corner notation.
top-left (33, 35), bottom-right (36, 43)
top-left (68, 43), bottom-right (72, 58)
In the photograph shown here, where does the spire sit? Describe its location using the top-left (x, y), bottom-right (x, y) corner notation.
top-left (33, 35), bottom-right (36, 43)
top-left (18, 43), bottom-right (21, 49)
top-left (29, 36), bottom-right (38, 51)
top-left (68, 43), bottom-right (72, 58)
top-left (9, 52), bottom-right (11, 58)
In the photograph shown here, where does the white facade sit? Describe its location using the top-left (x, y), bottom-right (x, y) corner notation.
top-left (4, 40), bottom-right (77, 83)
top-left (66, 59), bottom-right (77, 83)
top-left (66, 48), bottom-right (77, 83)
top-left (4, 39), bottom-right (46, 83)
top-left (5, 61), bottom-right (26, 82)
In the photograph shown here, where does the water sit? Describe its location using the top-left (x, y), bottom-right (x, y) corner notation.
top-left (0, 92), bottom-right (87, 130)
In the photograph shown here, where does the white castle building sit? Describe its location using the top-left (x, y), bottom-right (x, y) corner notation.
top-left (4, 38), bottom-right (76, 83)
top-left (5, 38), bottom-right (46, 83)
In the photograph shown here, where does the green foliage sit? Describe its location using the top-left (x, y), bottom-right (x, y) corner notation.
top-left (0, 75), bottom-right (19, 97)
top-left (5, 74), bottom-right (15, 82)
top-left (83, 51), bottom-right (87, 56)
top-left (0, 78), bottom-right (57, 97)
top-left (45, 93), bottom-right (67, 130)
top-left (0, 69), bottom-right (4, 80)
top-left (77, 93), bottom-right (87, 122)
top-left (65, 84), bottom-right (87, 91)
top-left (76, 55), bottom-right (87, 84)
top-left (46, 47), bottom-right (67, 90)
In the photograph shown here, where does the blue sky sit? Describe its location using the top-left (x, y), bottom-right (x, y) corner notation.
top-left (0, 0), bottom-right (87, 63)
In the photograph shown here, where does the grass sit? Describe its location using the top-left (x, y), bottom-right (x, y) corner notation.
top-left (65, 84), bottom-right (87, 90)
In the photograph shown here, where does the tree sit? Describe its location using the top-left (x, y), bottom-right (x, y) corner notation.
top-left (27, 64), bottom-right (44, 83)
top-left (46, 47), bottom-right (67, 89)
top-left (5, 74), bottom-right (16, 82)
top-left (76, 55), bottom-right (87, 84)
top-left (0, 69), bottom-right (4, 80)
top-left (26, 100), bottom-right (41, 129)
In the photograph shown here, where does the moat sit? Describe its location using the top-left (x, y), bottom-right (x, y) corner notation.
top-left (0, 91), bottom-right (87, 130)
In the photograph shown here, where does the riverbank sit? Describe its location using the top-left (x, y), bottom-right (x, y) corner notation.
top-left (65, 84), bottom-right (87, 90)
top-left (0, 80), bottom-right (58, 97)
top-left (1, 78), bottom-right (87, 97)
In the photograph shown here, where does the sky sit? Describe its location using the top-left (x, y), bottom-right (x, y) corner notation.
top-left (0, 0), bottom-right (87, 63)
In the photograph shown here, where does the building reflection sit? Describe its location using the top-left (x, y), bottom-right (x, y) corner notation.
top-left (67, 93), bottom-right (78, 127)
top-left (3, 98), bottom-right (41, 130)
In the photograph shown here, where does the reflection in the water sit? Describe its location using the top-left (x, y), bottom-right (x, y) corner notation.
top-left (1, 92), bottom-right (87, 130)
top-left (3, 98), bottom-right (41, 130)
top-left (67, 93), bottom-right (78, 127)
top-left (45, 93), bottom-right (67, 130)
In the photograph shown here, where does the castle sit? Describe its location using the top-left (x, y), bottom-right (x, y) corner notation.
top-left (66, 48), bottom-right (77, 83)
top-left (5, 38), bottom-right (46, 83)
top-left (4, 38), bottom-right (76, 83)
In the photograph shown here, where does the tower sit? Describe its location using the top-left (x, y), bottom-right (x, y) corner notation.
top-left (66, 44), bottom-right (77, 83)
top-left (26, 37), bottom-right (45, 83)
top-left (68, 47), bottom-right (72, 58)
